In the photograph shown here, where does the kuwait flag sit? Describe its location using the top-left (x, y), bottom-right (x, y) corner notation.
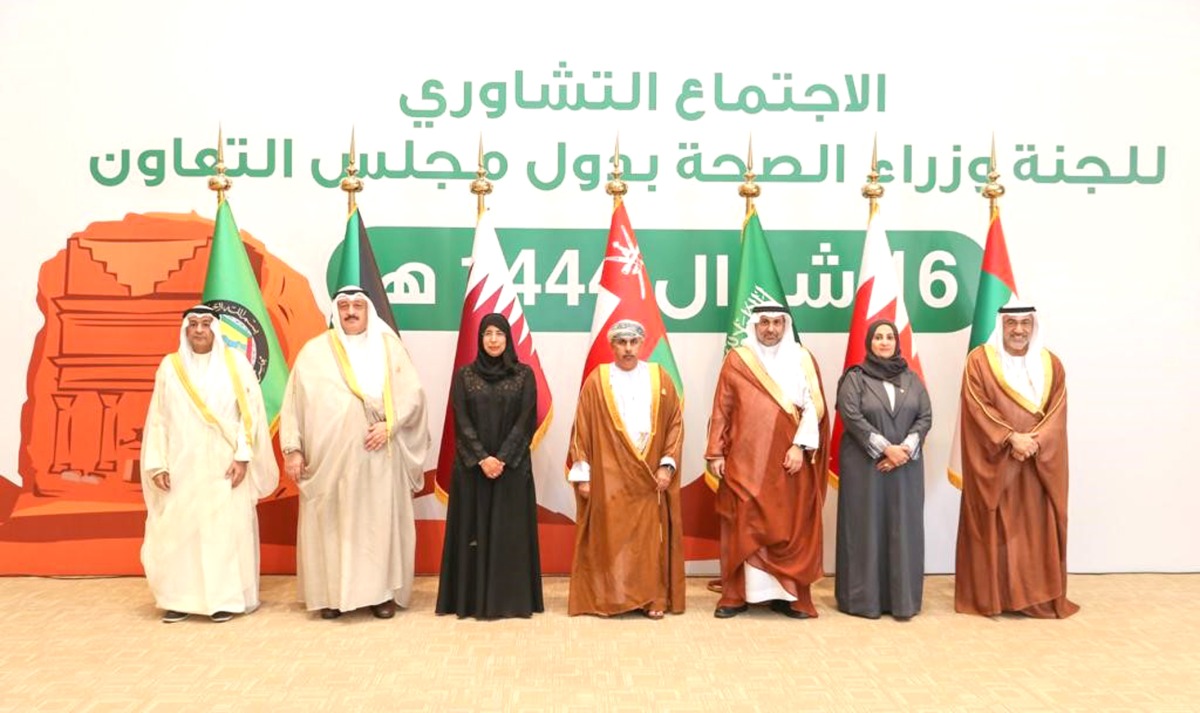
top-left (435, 209), bottom-right (554, 502)
top-left (947, 204), bottom-right (1017, 488)
top-left (331, 206), bottom-right (398, 333)
top-left (829, 202), bottom-right (925, 487)
top-left (201, 198), bottom-right (289, 426)
top-left (577, 200), bottom-right (682, 393)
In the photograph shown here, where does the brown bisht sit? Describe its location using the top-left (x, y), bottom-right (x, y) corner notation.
top-left (955, 345), bottom-right (1079, 618)
top-left (567, 364), bottom-right (685, 616)
top-left (705, 346), bottom-right (830, 617)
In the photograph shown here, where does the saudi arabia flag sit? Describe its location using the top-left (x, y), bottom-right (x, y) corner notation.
top-left (702, 205), bottom-right (794, 490)
top-left (201, 199), bottom-right (289, 426)
top-left (723, 206), bottom-right (792, 353)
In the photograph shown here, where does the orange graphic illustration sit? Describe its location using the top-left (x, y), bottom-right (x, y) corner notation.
top-left (2, 212), bottom-right (325, 575)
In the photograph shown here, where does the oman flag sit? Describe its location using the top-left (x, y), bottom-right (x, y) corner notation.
top-left (829, 202), bottom-right (925, 486)
top-left (947, 204), bottom-right (1017, 488)
top-left (578, 200), bottom-right (682, 393)
top-left (435, 209), bottom-right (553, 502)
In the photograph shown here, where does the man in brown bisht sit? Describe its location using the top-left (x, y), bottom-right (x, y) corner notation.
top-left (567, 319), bottom-right (685, 619)
top-left (706, 303), bottom-right (829, 619)
top-left (956, 301), bottom-right (1079, 618)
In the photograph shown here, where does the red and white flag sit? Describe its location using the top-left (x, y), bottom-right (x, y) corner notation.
top-left (434, 209), bottom-right (553, 501)
top-left (578, 200), bottom-right (682, 391)
top-left (567, 199), bottom-right (683, 474)
top-left (829, 202), bottom-right (925, 486)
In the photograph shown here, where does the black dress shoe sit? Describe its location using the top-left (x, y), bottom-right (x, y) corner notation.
top-left (320, 608), bottom-right (341, 620)
top-left (371, 601), bottom-right (396, 619)
top-left (161, 610), bottom-right (189, 623)
top-left (713, 604), bottom-right (749, 619)
top-left (769, 599), bottom-right (811, 619)
top-left (209, 611), bottom-right (233, 623)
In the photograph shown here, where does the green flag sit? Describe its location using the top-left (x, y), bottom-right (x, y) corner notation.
top-left (702, 206), bottom-right (792, 491)
top-left (724, 207), bottom-right (792, 352)
top-left (202, 199), bottom-right (289, 426)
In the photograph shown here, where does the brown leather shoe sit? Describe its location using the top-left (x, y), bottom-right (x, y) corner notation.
top-left (370, 600), bottom-right (396, 619)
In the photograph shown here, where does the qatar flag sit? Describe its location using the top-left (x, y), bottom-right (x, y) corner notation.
top-left (434, 209), bottom-right (553, 502)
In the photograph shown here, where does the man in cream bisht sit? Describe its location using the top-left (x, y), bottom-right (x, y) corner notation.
top-left (956, 299), bottom-right (1078, 618)
top-left (141, 304), bottom-right (278, 624)
top-left (705, 303), bottom-right (830, 619)
top-left (567, 319), bottom-right (685, 619)
top-left (281, 287), bottom-right (431, 620)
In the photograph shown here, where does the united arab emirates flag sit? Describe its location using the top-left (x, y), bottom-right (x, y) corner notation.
top-left (947, 204), bottom-right (1017, 487)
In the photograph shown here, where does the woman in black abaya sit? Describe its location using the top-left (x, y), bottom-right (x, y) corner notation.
top-left (436, 313), bottom-right (544, 619)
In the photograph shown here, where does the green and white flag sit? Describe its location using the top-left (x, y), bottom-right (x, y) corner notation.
top-left (202, 198), bottom-right (289, 426)
top-left (704, 205), bottom-right (793, 490)
top-left (724, 206), bottom-right (792, 352)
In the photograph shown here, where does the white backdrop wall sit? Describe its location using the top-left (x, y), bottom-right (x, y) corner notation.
top-left (1, 0), bottom-right (1197, 572)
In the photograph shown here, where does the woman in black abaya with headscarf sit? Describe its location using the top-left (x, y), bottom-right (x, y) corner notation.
top-left (436, 313), bottom-right (544, 618)
top-left (834, 319), bottom-right (932, 620)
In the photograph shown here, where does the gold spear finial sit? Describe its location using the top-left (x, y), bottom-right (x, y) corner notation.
top-left (738, 133), bottom-right (761, 214)
top-left (470, 133), bottom-right (493, 218)
top-left (861, 132), bottom-right (884, 208)
top-left (605, 133), bottom-right (627, 204)
top-left (207, 124), bottom-right (233, 202)
top-left (340, 127), bottom-right (364, 212)
top-left (981, 132), bottom-right (1006, 207)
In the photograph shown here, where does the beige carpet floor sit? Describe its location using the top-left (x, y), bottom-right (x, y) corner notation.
top-left (1, 574), bottom-right (1197, 712)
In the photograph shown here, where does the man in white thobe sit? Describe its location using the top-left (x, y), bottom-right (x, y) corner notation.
top-left (280, 287), bottom-right (431, 619)
top-left (141, 305), bottom-right (279, 623)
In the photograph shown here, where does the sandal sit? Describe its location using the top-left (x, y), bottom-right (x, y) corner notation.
top-left (642, 608), bottom-right (665, 620)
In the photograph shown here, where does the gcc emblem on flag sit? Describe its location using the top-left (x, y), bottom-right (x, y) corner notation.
top-left (208, 298), bottom-right (271, 380)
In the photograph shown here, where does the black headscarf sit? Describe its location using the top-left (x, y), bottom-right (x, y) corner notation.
top-left (473, 313), bottom-right (520, 382)
top-left (857, 319), bottom-right (909, 385)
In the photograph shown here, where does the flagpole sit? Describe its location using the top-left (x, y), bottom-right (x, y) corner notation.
top-left (600, 134), bottom-right (667, 537)
top-left (470, 133), bottom-right (493, 219)
top-left (341, 128), bottom-right (363, 213)
top-left (605, 134), bottom-right (626, 208)
top-left (738, 134), bottom-right (760, 216)
top-left (983, 133), bottom-right (1006, 212)
top-left (862, 133), bottom-right (884, 214)
top-left (208, 124), bottom-right (232, 204)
